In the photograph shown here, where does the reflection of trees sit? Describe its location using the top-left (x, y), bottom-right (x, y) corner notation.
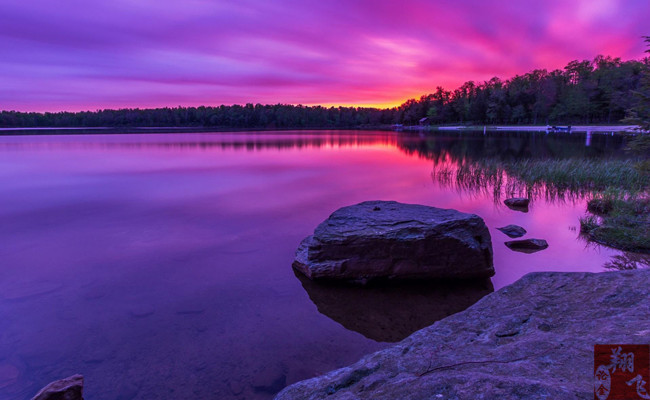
top-left (1, 130), bottom-right (626, 158)
top-left (394, 131), bottom-right (643, 204)
top-left (603, 253), bottom-right (650, 270)
top-left (0, 132), bottom-right (398, 152)
top-left (396, 130), bottom-right (627, 163)
top-left (428, 159), bottom-right (632, 204)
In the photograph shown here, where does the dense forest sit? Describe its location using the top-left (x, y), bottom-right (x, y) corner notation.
top-left (1, 54), bottom-right (649, 129)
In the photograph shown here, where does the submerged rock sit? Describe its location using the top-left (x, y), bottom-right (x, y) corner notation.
top-left (504, 197), bottom-right (530, 212)
top-left (295, 271), bottom-right (493, 342)
top-left (32, 374), bottom-right (83, 400)
top-left (293, 201), bottom-right (494, 281)
top-left (496, 224), bottom-right (527, 238)
top-left (275, 270), bottom-right (650, 399)
top-left (505, 238), bottom-right (549, 253)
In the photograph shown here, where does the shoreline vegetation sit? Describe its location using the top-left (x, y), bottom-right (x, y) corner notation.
top-left (581, 196), bottom-right (649, 253)
top-left (0, 124), bottom-right (641, 134)
top-left (433, 158), bottom-right (648, 198)
top-left (449, 158), bottom-right (649, 253)
top-left (428, 150), bottom-right (648, 253)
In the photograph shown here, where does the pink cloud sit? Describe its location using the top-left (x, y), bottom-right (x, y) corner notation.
top-left (0, 0), bottom-right (647, 112)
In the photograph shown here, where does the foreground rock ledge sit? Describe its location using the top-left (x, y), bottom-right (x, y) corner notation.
top-left (275, 270), bottom-right (650, 399)
top-left (293, 201), bottom-right (494, 281)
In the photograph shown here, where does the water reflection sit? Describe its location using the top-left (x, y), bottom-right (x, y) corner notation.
top-left (0, 129), bottom-right (633, 400)
top-left (0, 129), bottom-right (628, 158)
top-left (395, 130), bottom-right (634, 206)
top-left (603, 253), bottom-right (650, 270)
top-left (296, 271), bottom-right (494, 343)
top-left (396, 130), bottom-right (627, 162)
top-left (0, 131), bottom-right (398, 152)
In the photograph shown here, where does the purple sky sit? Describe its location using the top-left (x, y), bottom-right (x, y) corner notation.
top-left (1, 0), bottom-right (648, 112)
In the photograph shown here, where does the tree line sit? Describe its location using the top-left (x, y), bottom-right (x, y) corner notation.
top-left (1, 54), bottom-right (649, 128)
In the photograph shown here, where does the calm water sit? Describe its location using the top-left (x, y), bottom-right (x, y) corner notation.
top-left (0, 130), bottom-right (629, 399)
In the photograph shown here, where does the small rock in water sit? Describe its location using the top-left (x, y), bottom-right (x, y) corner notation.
top-left (504, 198), bottom-right (530, 212)
top-left (496, 224), bottom-right (527, 238)
top-left (31, 374), bottom-right (83, 400)
top-left (505, 239), bottom-right (549, 253)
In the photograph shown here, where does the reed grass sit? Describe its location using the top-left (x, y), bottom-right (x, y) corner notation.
top-left (478, 158), bottom-right (648, 194)
top-left (432, 157), bottom-right (648, 203)
top-left (431, 156), bottom-right (649, 252)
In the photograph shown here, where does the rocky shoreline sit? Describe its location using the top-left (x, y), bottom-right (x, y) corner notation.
top-left (276, 270), bottom-right (650, 399)
top-left (31, 270), bottom-right (649, 400)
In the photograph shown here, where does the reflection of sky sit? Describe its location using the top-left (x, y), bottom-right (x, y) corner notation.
top-left (0, 131), bottom-right (625, 399)
top-left (0, 132), bottom-right (622, 287)
top-left (1, 0), bottom-right (648, 111)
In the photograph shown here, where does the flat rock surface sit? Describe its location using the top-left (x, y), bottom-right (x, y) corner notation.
top-left (276, 270), bottom-right (650, 400)
top-left (293, 201), bottom-right (494, 280)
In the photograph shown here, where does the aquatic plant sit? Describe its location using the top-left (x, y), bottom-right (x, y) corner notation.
top-left (580, 197), bottom-right (650, 253)
top-left (432, 157), bottom-right (648, 203)
top-left (431, 154), bottom-right (649, 253)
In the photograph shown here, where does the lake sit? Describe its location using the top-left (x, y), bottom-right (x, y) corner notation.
top-left (0, 130), bottom-right (629, 399)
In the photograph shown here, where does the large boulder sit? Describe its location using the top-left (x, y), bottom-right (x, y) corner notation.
top-left (293, 201), bottom-right (494, 281)
top-left (32, 375), bottom-right (83, 400)
top-left (275, 270), bottom-right (650, 400)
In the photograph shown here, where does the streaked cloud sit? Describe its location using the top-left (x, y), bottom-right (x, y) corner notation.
top-left (0, 0), bottom-right (647, 111)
